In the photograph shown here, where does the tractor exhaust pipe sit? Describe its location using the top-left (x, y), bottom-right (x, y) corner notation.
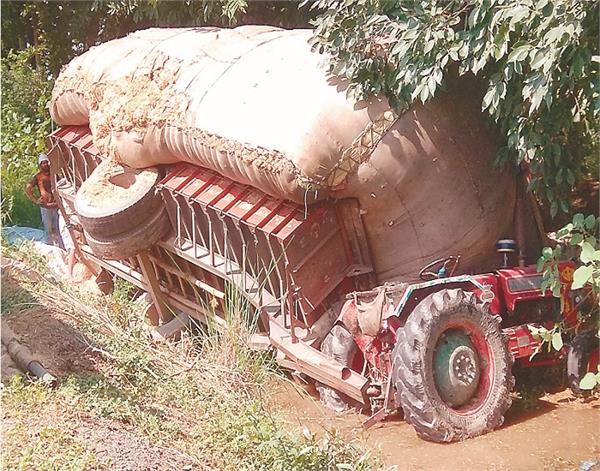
top-left (514, 172), bottom-right (528, 267)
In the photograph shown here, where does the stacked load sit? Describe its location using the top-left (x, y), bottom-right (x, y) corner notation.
top-left (50, 26), bottom-right (515, 281)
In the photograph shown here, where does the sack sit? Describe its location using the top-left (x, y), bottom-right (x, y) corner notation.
top-left (50, 26), bottom-right (390, 203)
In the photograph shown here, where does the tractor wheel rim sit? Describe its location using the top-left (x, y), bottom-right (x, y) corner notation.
top-left (433, 329), bottom-right (482, 408)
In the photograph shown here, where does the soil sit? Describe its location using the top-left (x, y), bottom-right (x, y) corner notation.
top-left (77, 159), bottom-right (158, 210)
top-left (269, 381), bottom-right (600, 471)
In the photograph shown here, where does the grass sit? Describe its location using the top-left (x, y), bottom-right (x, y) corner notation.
top-left (3, 379), bottom-right (99, 470)
top-left (1, 240), bottom-right (379, 470)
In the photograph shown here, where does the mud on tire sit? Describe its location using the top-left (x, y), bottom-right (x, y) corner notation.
top-left (392, 288), bottom-right (514, 443)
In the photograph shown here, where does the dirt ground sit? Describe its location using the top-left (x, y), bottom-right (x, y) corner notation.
top-left (270, 381), bottom-right (600, 471)
top-left (2, 266), bottom-right (599, 470)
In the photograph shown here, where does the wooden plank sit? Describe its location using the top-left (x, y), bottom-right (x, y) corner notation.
top-left (148, 254), bottom-right (225, 299)
top-left (249, 332), bottom-right (271, 351)
top-left (165, 290), bottom-right (227, 329)
top-left (149, 312), bottom-right (189, 341)
top-left (80, 246), bottom-right (145, 288)
top-left (137, 250), bottom-right (171, 324)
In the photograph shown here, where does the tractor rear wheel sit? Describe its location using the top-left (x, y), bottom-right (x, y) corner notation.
top-left (392, 288), bottom-right (514, 442)
top-left (567, 330), bottom-right (600, 397)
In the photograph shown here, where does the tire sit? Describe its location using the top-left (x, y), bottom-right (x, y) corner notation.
top-left (392, 288), bottom-right (514, 443)
top-left (316, 324), bottom-right (358, 412)
top-left (75, 159), bottom-right (162, 239)
top-left (568, 330), bottom-right (600, 397)
top-left (85, 208), bottom-right (171, 260)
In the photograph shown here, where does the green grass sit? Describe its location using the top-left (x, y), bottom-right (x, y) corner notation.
top-left (1, 240), bottom-right (379, 470)
top-left (2, 378), bottom-right (99, 470)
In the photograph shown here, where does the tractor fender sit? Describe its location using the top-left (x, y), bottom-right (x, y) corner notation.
top-left (392, 276), bottom-right (488, 325)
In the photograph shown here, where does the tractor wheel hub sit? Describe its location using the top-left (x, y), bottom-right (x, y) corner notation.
top-left (433, 330), bottom-right (481, 408)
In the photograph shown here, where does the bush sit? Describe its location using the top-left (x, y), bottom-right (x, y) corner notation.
top-left (1, 47), bottom-right (53, 227)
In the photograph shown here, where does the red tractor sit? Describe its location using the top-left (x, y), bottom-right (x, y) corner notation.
top-left (320, 253), bottom-right (584, 442)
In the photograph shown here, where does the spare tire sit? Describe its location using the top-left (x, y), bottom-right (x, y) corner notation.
top-left (85, 208), bottom-right (171, 260)
top-left (75, 159), bottom-right (162, 239)
top-left (392, 288), bottom-right (514, 443)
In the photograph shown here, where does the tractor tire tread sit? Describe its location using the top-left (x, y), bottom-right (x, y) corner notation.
top-left (392, 288), bottom-right (514, 443)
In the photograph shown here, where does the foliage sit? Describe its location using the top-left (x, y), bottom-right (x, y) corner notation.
top-left (1, 1), bottom-right (307, 76)
top-left (1, 47), bottom-right (53, 227)
top-left (308, 0), bottom-right (599, 213)
top-left (538, 213), bottom-right (600, 296)
top-left (534, 213), bottom-right (599, 364)
top-left (579, 365), bottom-right (600, 391)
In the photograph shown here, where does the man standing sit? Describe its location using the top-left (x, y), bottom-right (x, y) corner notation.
top-left (25, 153), bottom-right (64, 248)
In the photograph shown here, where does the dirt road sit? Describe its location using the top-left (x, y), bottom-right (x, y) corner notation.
top-left (271, 382), bottom-right (600, 471)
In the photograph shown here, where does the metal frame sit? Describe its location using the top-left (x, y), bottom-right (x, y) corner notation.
top-left (47, 125), bottom-right (375, 404)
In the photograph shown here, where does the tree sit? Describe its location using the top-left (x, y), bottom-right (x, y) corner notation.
top-left (1, 47), bottom-right (53, 227)
top-left (308, 0), bottom-right (599, 215)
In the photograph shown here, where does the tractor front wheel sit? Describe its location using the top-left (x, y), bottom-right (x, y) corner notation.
top-left (392, 288), bottom-right (514, 442)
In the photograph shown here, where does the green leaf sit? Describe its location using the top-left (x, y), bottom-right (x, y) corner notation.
top-left (579, 372), bottom-right (598, 390)
top-left (573, 213), bottom-right (585, 227)
top-left (572, 265), bottom-right (593, 289)
top-left (571, 233), bottom-right (584, 245)
top-left (581, 242), bottom-right (595, 263)
top-left (544, 27), bottom-right (565, 43)
top-left (507, 45), bottom-right (531, 63)
top-left (482, 87), bottom-right (495, 110)
top-left (536, 257), bottom-right (545, 272)
top-left (551, 332), bottom-right (563, 351)
top-left (530, 50), bottom-right (547, 70)
top-left (584, 214), bottom-right (597, 230)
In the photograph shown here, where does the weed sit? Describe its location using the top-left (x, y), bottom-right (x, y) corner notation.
top-left (2, 377), bottom-right (99, 470)
top-left (3, 425), bottom-right (98, 471)
top-left (2, 241), bottom-right (380, 470)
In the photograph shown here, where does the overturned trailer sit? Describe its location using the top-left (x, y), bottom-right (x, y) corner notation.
top-left (46, 26), bottom-right (590, 443)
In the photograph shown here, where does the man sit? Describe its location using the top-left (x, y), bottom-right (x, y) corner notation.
top-left (25, 153), bottom-right (64, 248)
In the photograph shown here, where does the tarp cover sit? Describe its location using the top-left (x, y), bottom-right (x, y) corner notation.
top-left (50, 26), bottom-right (516, 282)
top-left (50, 26), bottom-right (392, 202)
